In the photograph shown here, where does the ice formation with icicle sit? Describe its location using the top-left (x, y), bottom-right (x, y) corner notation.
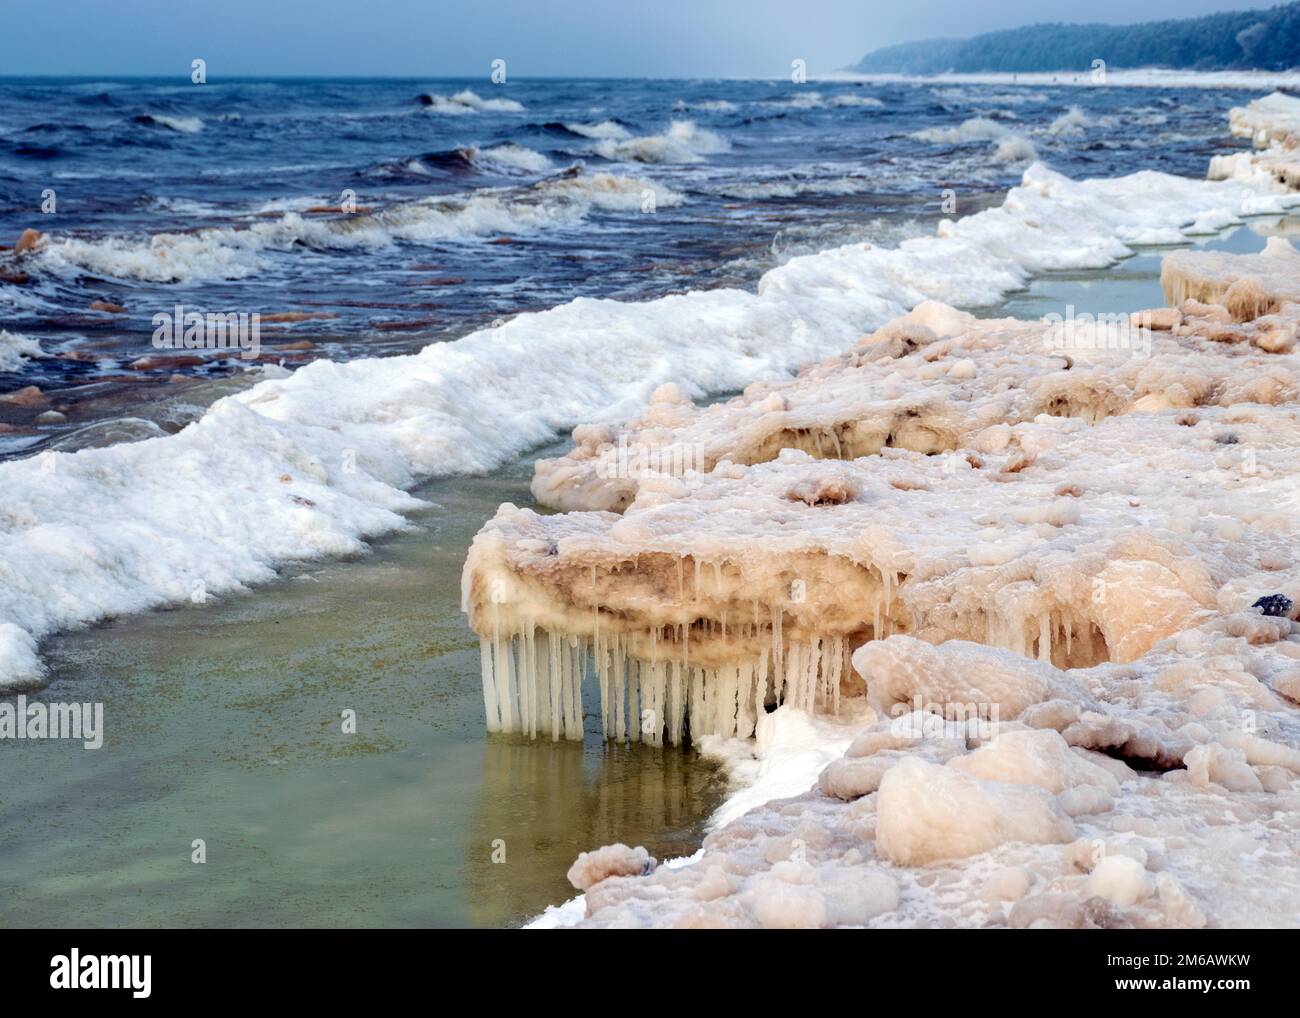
top-left (492, 243), bottom-right (1300, 929)
top-left (464, 94), bottom-right (1300, 924)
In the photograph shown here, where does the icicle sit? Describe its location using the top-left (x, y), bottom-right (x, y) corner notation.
top-left (694, 557), bottom-right (703, 601)
top-left (480, 637), bottom-right (501, 732)
top-left (548, 630), bottom-right (562, 740)
top-left (497, 635), bottom-right (509, 733)
top-left (676, 660), bottom-right (686, 748)
top-left (736, 661), bottom-right (756, 739)
top-left (629, 659), bottom-right (641, 743)
top-left (1039, 612), bottom-right (1052, 663)
top-left (614, 639), bottom-right (626, 742)
top-left (689, 666), bottom-right (705, 741)
top-left (770, 604), bottom-right (785, 678)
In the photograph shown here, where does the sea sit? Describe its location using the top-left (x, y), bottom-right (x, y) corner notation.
top-left (0, 75), bottom-right (1262, 453)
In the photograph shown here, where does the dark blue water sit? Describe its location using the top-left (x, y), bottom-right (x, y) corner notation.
top-left (0, 76), bottom-right (1254, 437)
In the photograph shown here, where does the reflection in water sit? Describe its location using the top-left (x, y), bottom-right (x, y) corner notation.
top-left (465, 729), bottom-right (725, 927)
top-left (0, 453), bottom-right (725, 928)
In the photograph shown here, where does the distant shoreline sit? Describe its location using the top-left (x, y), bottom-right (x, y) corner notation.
top-left (826, 68), bottom-right (1300, 90)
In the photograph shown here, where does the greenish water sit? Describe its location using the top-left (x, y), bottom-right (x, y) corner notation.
top-left (0, 219), bottom-right (1289, 929)
top-left (0, 450), bottom-right (726, 928)
top-left (982, 217), bottom-right (1288, 321)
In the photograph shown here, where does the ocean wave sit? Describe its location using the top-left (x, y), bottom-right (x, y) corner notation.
top-left (993, 135), bottom-right (1037, 163)
top-left (418, 89), bottom-right (524, 114)
top-left (829, 94), bottom-right (884, 108)
top-left (672, 99), bottom-right (738, 112)
top-left (912, 116), bottom-right (1008, 144)
top-left (1049, 105), bottom-right (1091, 135)
top-left (3, 157), bottom-right (1297, 687)
top-left (561, 120), bottom-right (630, 140)
top-left (714, 175), bottom-right (875, 200)
top-left (592, 119), bottom-right (729, 164)
top-left (766, 91), bottom-right (884, 110)
top-left (132, 113), bottom-right (204, 133)
top-left (913, 115), bottom-right (1037, 163)
top-left (456, 143), bottom-right (553, 174)
top-left (31, 170), bottom-right (683, 282)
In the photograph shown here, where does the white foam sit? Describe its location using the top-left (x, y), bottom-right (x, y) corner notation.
top-left (465, 143), bottom-right (553, 175)
top-left (714, 176), bottom-right (874, 200)
top-left (592, 120), bottom-right (730, 164)
top-left (829, 94), bottom-right (883, 108)
top-left (141, 114), bottom-right (203, 133)
top-left (421, 89), bottom-right (524, 114)
top-left (562, 120), bottom-right (630, 140)
top-left (912, 117), bottom-right (1005, 144)
top-left (994, 135), bottom-right (1037, 163)
top-left (1048, 106), bottom-right (1091, 136)
top-left (0, 330), bottom-right (43, 372)
top-left (672, 99), bottom-right (738, 113)
top-left (33, 171), bottom-right (682, 283)
top-left (913, 115), bottom-right (1036, 163)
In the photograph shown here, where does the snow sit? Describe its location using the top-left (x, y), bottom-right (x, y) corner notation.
top-left (566, 844), bottom-right (656, 890)
top-left (505, 236), bottom-right (1300, 927)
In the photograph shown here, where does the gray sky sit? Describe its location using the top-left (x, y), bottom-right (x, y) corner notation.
top-left (0, 0), bottom-right (1269, 77)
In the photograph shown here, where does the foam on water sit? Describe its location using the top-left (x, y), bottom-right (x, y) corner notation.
top-left (31, 170), bottom-right (683, 282)
top-left (592, 120), bottom-right (730, 164)
top-left (0, 330), bottom-right (43, 372)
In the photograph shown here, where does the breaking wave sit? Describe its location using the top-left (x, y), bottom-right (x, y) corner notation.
top-left (591, 120), bottom-right (729, 163)
top-left (417, 89), bottom-right (525, 114)
top-left (132, 113), bottom-right (204, 133)
top-left (32, 171), bottom-right (684, 282)
top-left (0, 330), bottom-right (43, 372)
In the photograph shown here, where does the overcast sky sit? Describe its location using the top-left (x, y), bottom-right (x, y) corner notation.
top-left (0, 0), bottom-right (1269, 77)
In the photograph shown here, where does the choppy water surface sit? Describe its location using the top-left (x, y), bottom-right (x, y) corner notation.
top-left (0, 76), bottom-right (1257, 450)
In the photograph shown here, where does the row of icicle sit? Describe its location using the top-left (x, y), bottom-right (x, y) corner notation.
top-left (480, 624), bottom-right (851, 746)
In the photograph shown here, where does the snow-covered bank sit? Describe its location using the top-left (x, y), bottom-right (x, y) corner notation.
top-left (511, 243), bottom-right (1300, 928)
top-left (3, 100), bottom-right (1300, 691)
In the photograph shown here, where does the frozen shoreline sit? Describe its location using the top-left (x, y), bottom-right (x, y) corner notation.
top-left (507, 241), bottom-right (1300, 929)
top-left (5, 91), bottom-right (1300, 689)
top-left (495, 93), bottom-right (1300, 929)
